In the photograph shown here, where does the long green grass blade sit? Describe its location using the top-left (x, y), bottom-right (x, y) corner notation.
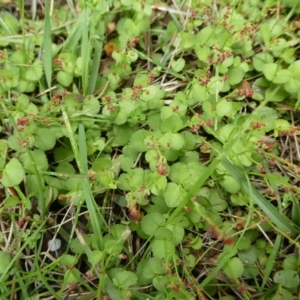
top-left (62, 14), bottom-right (84, 51)
top-left (78, 124), bottom-right (103, 248)
top-left (61, 105), bottom-right (82, 172)
top-left (43, 0), bottom-right (52, 89)
top-left (261, 234), bottom-right (281, 289)
top-left (87, 21), bottom-right (106, 94)
top-left (221, 157), bottom-right (299, 236)
top-left (81, 8), bottom-right (90, 95)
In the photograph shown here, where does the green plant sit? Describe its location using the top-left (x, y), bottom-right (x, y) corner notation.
top-left (0, 0), bottom-right (300, 299)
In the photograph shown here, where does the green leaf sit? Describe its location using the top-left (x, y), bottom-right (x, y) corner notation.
top-left (126, 49), bottom-right (138, 63)
top-left (171, 58), bottom-right (185, 72)
top-left (1, 158), bottom-right (25, 187)
top-left (168, 162), bottom-right (187, 184)
top-left (161, 114), bottom-right (183, 133)
top-left (15, 95), bottom-right (29, 111)
top-left (87, 250), bottom-right (103, 267)
top-left (82, 95), bottom-right (100, 115)
top-left (190, 84), bottom-right (209, 105)
top-left (284, 77), bottom-right (300, 94)
top-left (271, 289), bottom-right (294, 300)
top-left (288, 59), bottom-right (300, 77)
top-left (25, 59), bottom-right (43, 81)
top-left (222, 175), bottom-right (241, 193)
top-left (19, 150), bottom-right (49, 173)
top-left (152, 275), bottom-right (170, 292)
top-left (262, 63), bottom-right (278, 81)
top-left (196, 26), bottom-right (214, 46)
top-left (70, 235), bottom-right (91, 254)
top-left (0, 140), bottom-right (7, 169)
top-left (216, 99), bottom-right (233, 117)
top-left (238, 246), bottom-right (257, 265)
top-left (104, 240), bottom-right (122, 255)
top-left (210, 189), bottom-right (228, 212)
top-left (164, 182), bottom-right (187, 207)
top-left (252, 53), bottom-right (274, 72)
top-left (130, 129), bottom-right (152, 152)
top-left (59, 254), bottom-right (78, 266)
top-left (274, 119), bottom-right (291, 131)
top-left (146, 172), bottom-right (167, 195)
top-left (0, 69), bottom-right (18, 91)
top-left (142, 257), bottom-right (165, 279)
top-left (222, 257), bottom-right (244, 279)
top-left (190, 236), bottom-right (203, 250)
top-left (195, 45), bottom-right (211, 62)
top-left (119, 156), bottom-right (134, 172)
top-left (274, 270), bottom-right (299, 288)
top-left (152, 239), bottom-right (175, 260)
top-left (112, 270), bottom-right (138, 288)
top-left (140, 85), bottom-right (165, 109)
top-left (272, 69), bottom-right (292, 84)
top-left (171, 133), bottom-right (185, 150)
top-left (34, 128), bottom-right (56, 150)
top-left (58, 52), bottom-right (77, 73)
top-left (291, 196), bottom-right (300, 227)
top-left (2, 196), bottom-right (20, 208)
top-left (141, 213), bottom-right (165, 236)
top-left (112, 124), bottom-right (138, 146)
top-left (228, 67), bottom-right (244, 85)
top-left (154, 228), bottom-right (173, 240)
top-left (181, 32), bottom-right (195, 49)
top-left (66, 177), bottom-right (83, 191)
top-left (166, 223), bottom-right (184, 245)
top-left (265, 85), bottom-right (288, 102)
top-left (92, 158), bottom-right (112, 171)
top-left (207, 76), bottom-right (224, 94)
top-left (16, 80), bottom-right (36, 93)
top-left (236, 236), bottom-right (251, 250)
top-left (0, 251), bottom-right (12, 274)
top-left (56, 71), bottom-right (73, 87)
top-left (64, 268), bottom-right (80, 285)
top-left (283, 256), bottom-right (297, 271)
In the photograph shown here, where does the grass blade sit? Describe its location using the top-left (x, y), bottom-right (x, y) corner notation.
top-left (62, 14), bottom-right (84, 51)
top-left (221, 157), bottom-right (299, 236)
top-left (261, 234), bottom-right (281, 289)
top-left (78, 124), bottom-right (104, 248)
top-left (87, 21), bottom-right (106, 95)
top-left (81, 8), bottom-right (90, 95)
top-left (43, 0), bottom-right (52, 89)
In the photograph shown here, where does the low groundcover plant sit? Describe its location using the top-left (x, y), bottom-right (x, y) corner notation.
top-left (0, 0), bottom-right (299, 299)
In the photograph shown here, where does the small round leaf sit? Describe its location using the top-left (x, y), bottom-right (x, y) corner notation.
top-left (141, 213), bottom-right (165, 236)
top-left (222, 175), bottom-right (241, 193)
top-left (262, 63), bottom-right (278, 81)
top-left (1, 158), bottom-right (25, 187)
top-left (274, 270), bottom-right (299, 288)
top-left (34, 128), bottom-right (56, 150)
top-left (113, 270), bottom-right (138, 288)
top-left (222, 257), bottom-right (244, 279)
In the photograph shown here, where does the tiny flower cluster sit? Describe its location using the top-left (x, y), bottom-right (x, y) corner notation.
top-left (131, 84), bottom-right (143, 100)
top-left (208, 225), bottom-right (234, 245)
top-left (125, 37), bottom-right (139, 51)
top-left (236, 86), bottom-right (253, 98)
top-left (53, 57), bottom-right (63, 69)
top-left (206, 48), bottom-right (232, 66)
top-left (198, 70), bottom-right (211, 86)
top-left (190, 114), bottom-right (213, 131)
top-left (127, 203), bottom-right (141, 220)
top-left (58, 194), bottom-right (71, 202)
